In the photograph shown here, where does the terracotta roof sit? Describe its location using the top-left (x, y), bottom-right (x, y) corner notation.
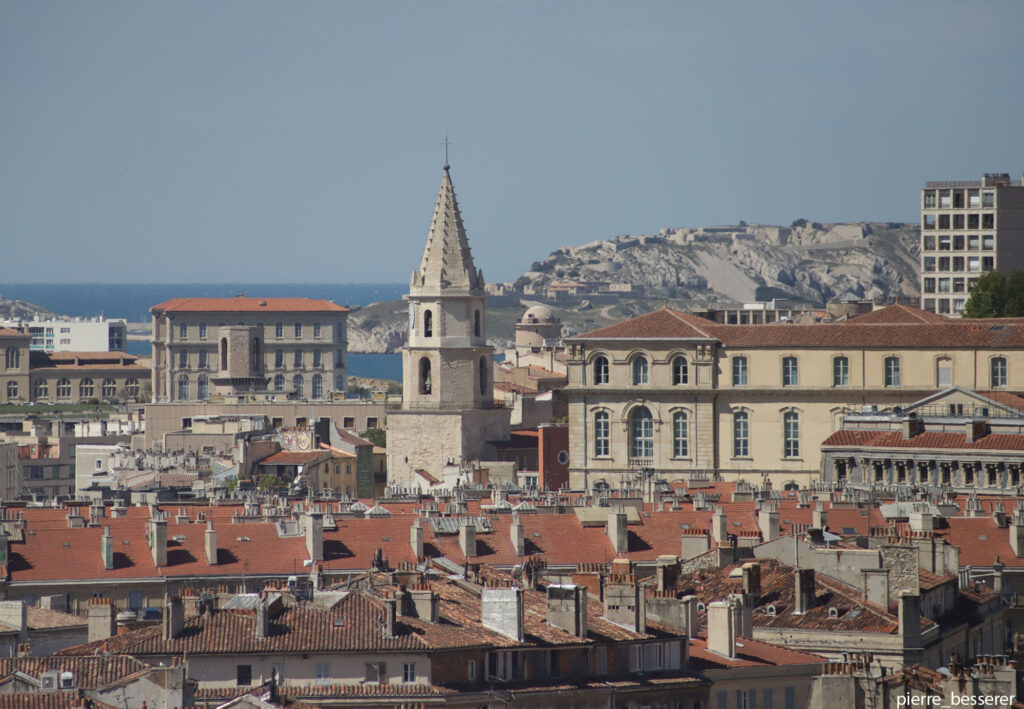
top-left (574, 303), bottom-right (1024, 349)
top-left (25, 606), bottom-right (87, 630)
top-left (0, 328), bottom-right (30, 338)
top-left (151, 298), bottom-right (347, 314)
top-left (0, 693), bottom-right (119, 709)
top-left (977, 390), bottom-right (1024, 412)
top-left (687, 635), bottom-right (826, 670)
top-left (259, 451), bottom-right (329, 466)
top-left (822, 429), bottom-right (1024, 452)
top-left (0, 656), bottom-right (149, 687)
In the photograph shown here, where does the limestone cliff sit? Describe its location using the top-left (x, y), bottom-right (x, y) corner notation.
top-left (0, 294), bottom-right (54, 321)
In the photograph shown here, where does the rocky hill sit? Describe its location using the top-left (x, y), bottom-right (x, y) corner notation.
top-left (0, 293), bottom-right (54, 321)
top-left (517, 221), bottom-right (920, 305)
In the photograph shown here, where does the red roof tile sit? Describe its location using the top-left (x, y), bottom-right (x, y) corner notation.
top-left (822, 429), bottom-right (1024, 451)
top-left (260, 451), bottom-right (329, 466)
top-left (151, 297), bottom-right (347, 313)
top-left (687, 635), bottom-right (826, 670)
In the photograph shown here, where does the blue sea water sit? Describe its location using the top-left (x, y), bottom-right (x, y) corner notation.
top-left (2, 282), bottom-right (406, 381)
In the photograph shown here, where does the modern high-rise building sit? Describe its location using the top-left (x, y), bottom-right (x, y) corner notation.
top-left (1, 316), bottom-right (126, 352)
top-left (920, 172), bottom-right (1024, 315)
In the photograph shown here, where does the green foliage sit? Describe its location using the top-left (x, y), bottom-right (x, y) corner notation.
top-left (961, 270), bottom-right (1024, 318)
top-left (360, 427), bottom-right (387, 448)
top-left (257, 474), bottom-right (286, 491)
top-left (224, 476), bottom-right (239, 492)
top-left (790, 218), bottom-right (808, 228)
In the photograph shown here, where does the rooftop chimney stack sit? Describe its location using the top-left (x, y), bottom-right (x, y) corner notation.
top-left (87, 598), bottom-right (115, 642)
top-left (545, 584), bottom-right (588, 637)
top-left (409, 588), bottom-right (440, 623)
top-left (410, 518), bottom-right (424, 559)
top-left (0, 601), bottom-right (27, 643)
top-left (163, 595), bottom-right (184, 640)
top-left (204, 520), bottom-right (218, 565)
top-left (510, 514), bottom-right (525, 556)
top-left (304, 512), bottom-right (324, 562)
top-left (711, 506), bottom-right (728, 544)
top-left (255, 597), bottom-right (270, 640)
top-left (794, 568), bottom-right (815, 614)
top-left (812, 502), bottom-right (827, 531)
top-left (758, 505), bottom-right (780, 541)
top-left (607, 506), bottom-right (628, 554)
top-left (459, 519), bottom-right (477, 558)
top-left (680, 530), bottom-right (710, 559)
top-left (603, 576), bottom-right (646, 632)
top-left (742, 562), bottom-right (761, 599)
top-left (1010, 505), bottom-right (1024, 557)
top-left (101, 526), bottom-right (114, 570)
top-left (681, 594), bottom-right (698, 638)
top-left (862, 568), bottom-right (890, 607)
top-left (707, 600), bottom-right (737, 658)
top-left (898, 593), bottom-right (922, 656)
top-left (481, 586), bottom-right (524, 641)
top-left (150, 517), bottom-right (167, 567)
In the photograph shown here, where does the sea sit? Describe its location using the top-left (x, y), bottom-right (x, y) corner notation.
top-left (0, 283), bottom-right (406, 382)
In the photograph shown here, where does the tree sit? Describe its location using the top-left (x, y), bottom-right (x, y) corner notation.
top-left (360, 427), bottom-right (386, 449)
top-left (958, 270), bottom-right (1015, 317)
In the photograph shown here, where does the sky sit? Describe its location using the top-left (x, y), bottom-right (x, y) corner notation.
top-left (3, 1), bottom-right (1023, 284)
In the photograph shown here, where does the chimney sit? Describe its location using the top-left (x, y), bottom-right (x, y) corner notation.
top-left (758, 506), bottom-right (780, 541)
top-left (655, 555), bottom-right (679, 591)
top-left (150, 518), bottom-right (167, 567)
top-left (203, 521), bottom-right (218, 565)
top-left (546, 584), bottom-right (588, 637)
top-left (742, 562), bottom-right (761, 599)
top-left (965, 419), bottom-right (985, 443)
top-left (459, 519), bottom-right (477, 558)
top-left (304, 512), bottom-right (324, 562)
top-left (481, 586), bottom-right (524, 641)
top-left (909, 506), bottom-right (933, 533)
top-left (87, 598), bottom-right (115, 642)
top-left (410, 519), bottom-right (424, 559)
top-left (0, 601), bottom-right (27, 642)
top-left (793, 568), bottom-right (815, 613)
top-left (510, 514), bottom-right (525, 556)
top-left (382, 597), bottom-right (397, 638)
top-left (101, 526), bottom-right (114, 570)
top-left (902, 414), bottom-right (920, 440)
top-left (862, 568), bottom-right (889, 607)
top-left (1011, 506), bottom-right (1024, 557)
top-left (898, 593), bottom-right (922, 653)
top-left (409, 588), bottom-right (439, 623)
top-left (163, 595), bottom-right (184, 640)
top-left (729, 592), bottom-right (753, 637)
top-left (707, 600), bottom-right (736, 658)
top-left (812, 502), bottom-right (827, 531)
top-left (681, 594), bottom-right (699, 638)
top-left (992, 557), bottom-right (1005, 595)
top-left (603, 576), bottom-right (646, 632)
top-left (255, 597), bottom-right (270, 640)
top-left (680, 530), bottom-right (710, 560)
top-left (711, 506), bottom-right (728, 544)
top-left (607, 506), bottom-right (628, 554)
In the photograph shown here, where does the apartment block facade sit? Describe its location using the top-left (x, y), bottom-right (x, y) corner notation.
top-left (1, 316), bottom-right (126, 352)
top-left (150, 297), bottom-right (349, 403)
top-left (920, 172), bottom-right (1024, 315)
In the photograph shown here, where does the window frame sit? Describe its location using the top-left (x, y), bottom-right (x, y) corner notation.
top-left (733, 411), bottom-right (749, 458)
top-left (783, 411), bottom-right (800, 458)
top-left (732, 356), bottom-right (748, 386)
top-left (672, 356), bottom-right (689, 385)
top-left (672, 411), bottom-right (688, 458)
top-left (631, 356), bottom-right (649, 386)
top-left (832, 356), bottom-right (849, 387)
top-left (594, 411), bottom-right (610, 457)
top-left (782, 356), bottom-right (798, 387)
top-left (884, 356), bottom-right (901, 388)
top-left (991, 356), bottom-right (1008, 388)
top-left (593, 356), bottom-right (609, 385)
top-left (630, 406), bottom-right (653, 458)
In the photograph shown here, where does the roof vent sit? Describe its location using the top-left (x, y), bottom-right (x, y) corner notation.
top-left (828, 607), bottom-right (841, 619)
top-left (333, 618), bottom-right (345, 627)
top-left (258, 300), bottom-right (268, 307)
top-left (765, 605), bottom-right (777, 617)
top-left (237, 536), bottom-right (250, 542)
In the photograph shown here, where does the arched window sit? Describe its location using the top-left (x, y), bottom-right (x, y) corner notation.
top-left (176, 375), bottom-right (189, 401)
top-left (885, 356), bottom-right (900, 387)
top-left (732, 356), bottom-right (748, 386)
top-left (80, 378), bottom-right (94, 399)
top-left (56, 378), bottom-right (71, 399)
top-left (782, 357), bottom-right (798, 387)
top-left (593, 356), bottom-right (609, 385)
top-left (102, 378), bottom-right (116, 398)
top-left (594, 411), bottom-right (610, 457)
top-left (672, 356), bottom-right (688, 385)
top-left (632, 357), bottom-right (648, 385)
top-left (6, 382), bottom-right (17, 400)
top-left (312, 374), bottom-right (323, 399)
top-left (197, 375), bottom-right (209, 399)
top-left (252, 338), bottom-right (261, 370)
top-left (220, 338), bottom-right (228, 371)
top-left (424, 310), bottom-right (433, 338)
top-left (274, 374), bottom-right (285, 391)
top-left (630, 406), bottom-right (653, 458)
top-left (733, 411), bottom-right (749, 457)
top-left (125, 378), bottom-right (139, 398)
top-left (275, 349), bottom-right (284, 369)
top-left (833, 356), bottom-right (849, 387)
top-left (783, 411), bottom-right (800, 458)
top-left (4, 348), bottom-right (19, 370)
top-left (293, 374), bottom-right (304, 398)
top-left (419, 357), bottom-right (432, 395)
top-left (34, 381), bottom-right (48, 400)
top-left (479, 357), bottom-right (488, 396)
top-left (673, 411), bottom-right (688, 457)
top-left (991, 357), bottom-right (1008, 388)
top-left (474, 310), bottom-right (481, 337)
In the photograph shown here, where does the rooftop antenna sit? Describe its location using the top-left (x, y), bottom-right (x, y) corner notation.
top-left (442, 133), bottom-right (453, 170)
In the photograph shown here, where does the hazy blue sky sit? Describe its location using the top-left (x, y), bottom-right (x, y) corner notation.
top-left (3, 1), bottom-right (1023, 284)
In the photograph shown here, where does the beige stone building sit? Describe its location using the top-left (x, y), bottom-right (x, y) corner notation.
top-left (920, 172), bottom-right (1024, 315)
top-left (150, 296), bottom-right (348, 402)
top-left (564, 304), bottom-right (1024, 488)
top-left (0, 327), bottom-right (30, 404)
top-left (387, 166), bottom-right (511, 486)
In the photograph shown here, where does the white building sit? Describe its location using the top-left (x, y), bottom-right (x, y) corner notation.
top-left (1, 316), bottom-right (126, 352)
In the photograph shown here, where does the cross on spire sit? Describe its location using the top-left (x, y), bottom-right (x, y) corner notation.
top-left (442, 134), bottom-right (453, 170)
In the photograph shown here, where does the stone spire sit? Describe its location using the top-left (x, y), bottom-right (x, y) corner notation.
top-left (411, 166), bottom-right (484, 296)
